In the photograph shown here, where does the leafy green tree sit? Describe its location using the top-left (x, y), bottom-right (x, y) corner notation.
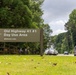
top-left (0, 0), bottom-right (53, 54)
top-left (51, 32), bottom-right (73, 53)
top-left (30, 0), bottom-right (44, 28)
top-left (61, 36), bottom-right (69, 53)
top-left (51, 33), bottom-right (66, 53)
top-left (0, 0), bottom-right (32, 28)
top-left (51, 9), bottom-right (76, 54)
top-left (43, 24), bottom-right (52, 49)
top-left (65, 9), bottom-right (76, 47)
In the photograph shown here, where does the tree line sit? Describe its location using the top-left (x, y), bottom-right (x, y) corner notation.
top-left (51, 9), bottom-right (76, 54)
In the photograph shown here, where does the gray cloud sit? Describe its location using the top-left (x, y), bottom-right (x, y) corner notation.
top-left (42, 0), bottom-right (76, 23)
top-left (42, 0), bottom-right (76, 35)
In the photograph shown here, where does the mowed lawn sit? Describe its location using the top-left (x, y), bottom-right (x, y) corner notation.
top-left (0, 55), bottom-right (76, 75)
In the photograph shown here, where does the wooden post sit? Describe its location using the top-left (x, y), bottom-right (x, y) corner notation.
top-left (40, 29), bottom-right (43, 56)
top-left (4, 42), bottom-right (6, 54)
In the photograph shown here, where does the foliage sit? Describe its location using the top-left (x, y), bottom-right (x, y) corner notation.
top-left (65, 9), bottom-right (76, 47)
top-left (51, 33), bottom-right (65, 53)
top-left (51, 9), bottom-right (76, 53)
top-left (51, 32), bottom-right (73, 53)
top-left (0, 0), bottom-right (52, 54)
top-left (0, 0), bottom-right (32, 28)
top-left (43, 24), bottom-right (52, 50)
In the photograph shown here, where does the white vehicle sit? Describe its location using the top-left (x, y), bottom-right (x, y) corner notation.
top-left (44, 49), bottom-right (58, 55)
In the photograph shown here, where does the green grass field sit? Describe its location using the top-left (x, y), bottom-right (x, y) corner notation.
top-left (0, 55), bottom-right (76, 75)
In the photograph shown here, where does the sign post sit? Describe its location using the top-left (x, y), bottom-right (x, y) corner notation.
top-left (0, 29), bottom-right (43, 56)
top-left (40, 29), bottom-right (43, 56)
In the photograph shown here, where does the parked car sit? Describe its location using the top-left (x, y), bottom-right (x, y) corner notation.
top-left (64, 51), bottom-right (69, 55)
top-left (44, 49), bottom-right (58, 55)
top-left (74, 46), bottom-right (76, 56)
top-left (74, 50), bottom-right (76, 56)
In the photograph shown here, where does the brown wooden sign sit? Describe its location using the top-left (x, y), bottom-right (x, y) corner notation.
top-left (0, 28), bottom-right (43, 56)
top-left (0, 29), bottom-right (40, 42)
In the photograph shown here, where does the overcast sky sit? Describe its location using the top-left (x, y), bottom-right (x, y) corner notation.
top-left (42, 0), bottom-right (76, 35)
